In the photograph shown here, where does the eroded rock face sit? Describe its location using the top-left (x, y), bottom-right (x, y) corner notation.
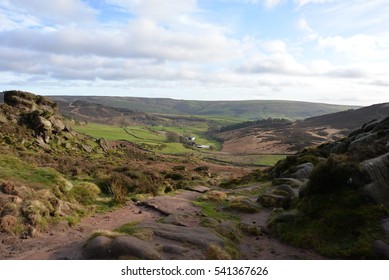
top-left (4, 91), bottom-right (57, 112)
top-left (361, 152), bottom-right (389, 208)
top-left (2, 91), bottom-right (66, 142)
top-left (292, 163), bottom-right (314, 181)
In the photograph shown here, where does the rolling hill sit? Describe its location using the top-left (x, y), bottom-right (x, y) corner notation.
top-left (49, 95), bottom-right (359, 121)
top-left (300, 102), bottom-right (389, 129)
top-left (213, 102), bottom-right (389, 154)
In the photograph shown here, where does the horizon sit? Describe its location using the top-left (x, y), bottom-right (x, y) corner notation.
top-left (1, 89), bottom-right (365, 107)
top-left (1, 1), bottom-right (389, 106)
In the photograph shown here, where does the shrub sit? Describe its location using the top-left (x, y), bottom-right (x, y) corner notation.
top-left (22, 200), bottom-right (50, 229)
top-left (71, 182), bottom-right (101, 205)
top-left (166, 131), bottom-right (180, 143)
top-left (200, 191), bottom-right (227, 202)
top-left (0, 215), bottom-right (18, 233)
top-left (194, 166), bottom-right (209, 173)
top-left (0, 181), bottom-right (17, 195)
top-left (306, 156), bottom-right (362, 196)
top-left (205, 244), bottom-right (232, 260)
top-left (165, 172), bottom-right (184, 181)
top-left (172, 165), bottom-right (186, 171)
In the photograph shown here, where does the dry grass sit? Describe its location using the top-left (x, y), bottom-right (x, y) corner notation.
top-left (0, 215), bottom-right (17, 233)
top-left (205, 244), bottom-right (232, 260)
top-left (200, 190), bottom-right (227, 202)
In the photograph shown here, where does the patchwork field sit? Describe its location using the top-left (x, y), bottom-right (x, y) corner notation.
top-left (73, 122), bottom-right (286, 167)
top-left (72, 122), bottom-right (221, 154)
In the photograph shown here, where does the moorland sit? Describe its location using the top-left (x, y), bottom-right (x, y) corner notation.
top-left (0, 90), bottom-right (388, 260)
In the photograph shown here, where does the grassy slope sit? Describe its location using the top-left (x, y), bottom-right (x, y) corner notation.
top-left (51, 96), bottom-right (359, 121)
top-left (73, 123), bottom-right (288, 166)
top-left (0, 155), bottom-right (62, 189)
top-left (72, 122), bottom-right (220, 154)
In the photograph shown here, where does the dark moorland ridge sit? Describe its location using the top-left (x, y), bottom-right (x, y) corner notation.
top-left (211, 102), bottom-right (389, 154)
top-left (300, 102), bottom-right (389, 129)
top-left (49, 95), bottom-right (359, 120)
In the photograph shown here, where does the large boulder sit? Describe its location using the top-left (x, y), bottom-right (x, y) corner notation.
top-left (373, 240), bottom-right (389, 259)
top-left (110, 236), bottom-right (161, 260)
top-left (138, 222), bottom-right (225, 249)
top-left (32, 116), bottom-right (52, 132)
top-left (292, 162), bottom-right (314, 181)
top-left (361, 152), bottom-right (389, 208)
top-left (274, 184), bottom-right (298, 199)
top-left (83, 235), bottom-right (161, 260)
top-left (382, 218), bottom-right (389, 238)
top-left (3, 91), bottom-right (58, 112)
top-left (3, 91), bottom-right (38, 112)
top-left (257, 193), bottom-right (291, 209)
top-left (0, 111), bottom-right (7, 123)
top-left (49, 116), bottom-right (65, 132)
top-left (82, 235), bottom-right (112, 259)
top-left (349, 132), bottom-right (379, 150)
top-left (186, 185), bottom-right (210, 193)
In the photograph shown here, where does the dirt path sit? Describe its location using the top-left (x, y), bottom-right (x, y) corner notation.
top-left (0, 189), bottom-right (323, 260)
top-left (1, 201), bottom-right (161, 260)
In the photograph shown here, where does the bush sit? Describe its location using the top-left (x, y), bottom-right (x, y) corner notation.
top-left (206, 244), bottom-right (232, 260)
top-left (0, 215), bottom-right (18, 233)
top-left (71, 182), bottom-right (100, 205)
top-left (165, 172), bottom-right (184, 181)
top-left (0, 181), bottom-right (17, 195)
top-left (306, 156), bottom-right (362, 196)
top-left (166, 131), bottom-right (180, 143)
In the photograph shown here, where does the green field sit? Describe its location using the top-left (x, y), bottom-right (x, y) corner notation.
top-left (73, 123), bottom-right (220, 154)
top-left (73, 123), bottom-right (287, 163)
top-left (206, 153), bottom-right (287, 167)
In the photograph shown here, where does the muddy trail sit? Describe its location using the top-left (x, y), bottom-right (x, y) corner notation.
top-left (0, 188), bottom-right (323, 260)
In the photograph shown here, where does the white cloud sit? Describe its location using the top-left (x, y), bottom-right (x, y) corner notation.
top-left (0, 0), bottom-right (389, 105)
top-left (297, 18), bottom-right (318, 40)
top-left (316, 33), bottom-right (389, 66)
top-left (263, 0), bottom-right (284, 9)
top-left (0, 0), bottom-right (97, 25)
top-left (294, 0), bottom-right (338, 7)
top-left (238, 53), bottom-right (308, 75)
top-left (106, 0), bottom-right (198, 22)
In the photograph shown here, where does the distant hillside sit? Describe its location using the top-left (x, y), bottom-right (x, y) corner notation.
top-left (213, 102), bottom-right (389, 154)
top-left (0, 92), bottom-right (3, 103)
top-left (300, 102), bottom-right (389, 130)
top-left (50, 96), bottom-right (359, 120)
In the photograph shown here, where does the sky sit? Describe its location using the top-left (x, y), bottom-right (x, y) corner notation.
top-left (0, 0), bottom-right (388, 105)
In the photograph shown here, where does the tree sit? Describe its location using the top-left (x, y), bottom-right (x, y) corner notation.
top-left (166, 131), bottom-right (180, 143)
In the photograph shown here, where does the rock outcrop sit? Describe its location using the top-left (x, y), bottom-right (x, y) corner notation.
top-left (83, 235), bottom-right (161, 260)
top-left (267, 116), bottom-right (389, 259)
top-left (361, 153), bottom-right (389, 208)
top-left (83, 222), bottom-right (226, 260)
top-left (2, 91), bottom-right (66, 142)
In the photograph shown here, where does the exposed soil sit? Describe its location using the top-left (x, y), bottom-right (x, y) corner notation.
top-left (0, 188), bottom-right (323, 260)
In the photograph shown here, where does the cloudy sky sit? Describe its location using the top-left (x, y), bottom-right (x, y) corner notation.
top-left (0, 0), bottom-right (388, 105)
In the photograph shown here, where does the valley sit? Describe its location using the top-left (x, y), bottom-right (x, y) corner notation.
top-left (1, 90), bottom-right (388, 260)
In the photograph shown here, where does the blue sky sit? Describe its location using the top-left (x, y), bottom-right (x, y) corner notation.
top-left (0, 0), bottom-right (388, 105)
